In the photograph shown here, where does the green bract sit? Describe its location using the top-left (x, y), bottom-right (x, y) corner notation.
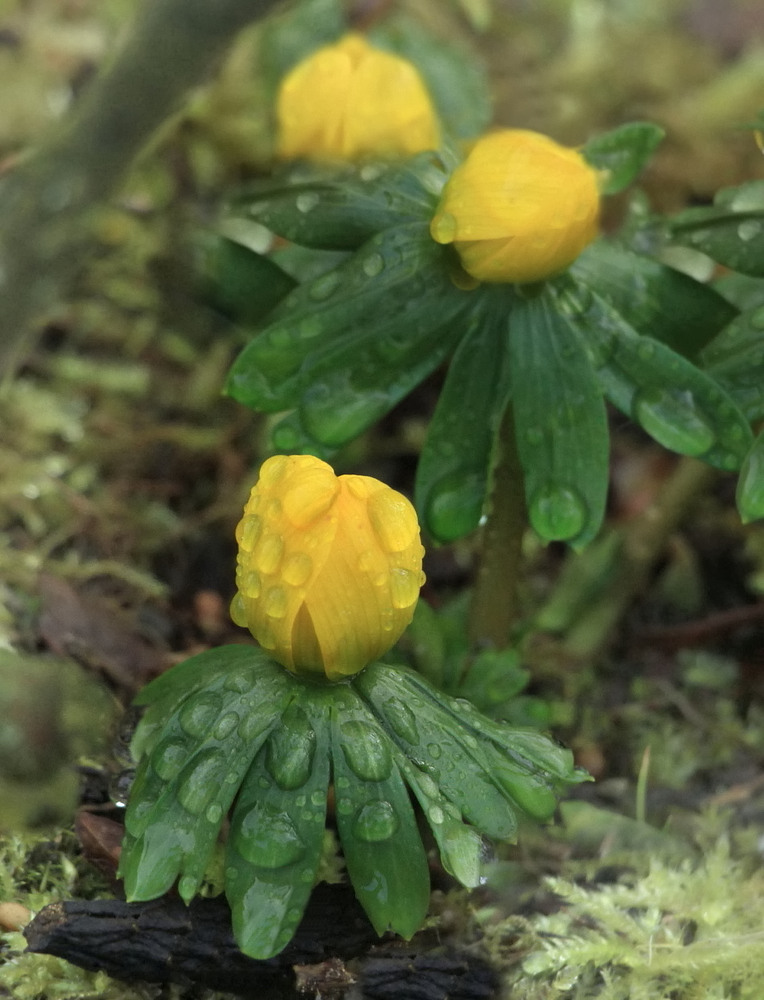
top-left (216, 122), bottom-right (763, 546)
top-left (119, 645), bottom-right (584, 959)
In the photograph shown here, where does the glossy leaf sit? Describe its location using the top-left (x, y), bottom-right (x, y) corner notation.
top-left (509, 290), bottom-right (609, 548)
top-left (582, 122), bottom-right (665, 195)
top-left (330, 686), bottom-right (430, 938)
top-left (416, 290), bottom-right (513, 542)
top-left (570, 241), bottom-right (738, 359)
top-left (120, 651), bottom-right (292, 903)
top-left (226, 692), bottom-right (331, 960)
top-left (557, 283), bottom-right (754, 470)
top-left (737, 429), bottom-right (764, 524)
top-left (230, 153), bottom-right (447, 251)
top-left (197, 232), bottom-right (296, 326)
top-left (701, 305), bottom-right (764, 421)
top-left (227, 224), bottom-right (470, 445)
top-left (667, 181), bottom-right (764, 276)
top-left (356, 663), bottom-right (582, 842)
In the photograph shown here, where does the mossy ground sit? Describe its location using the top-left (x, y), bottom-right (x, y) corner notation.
top-left (2, 0), bottom-right (764, 997)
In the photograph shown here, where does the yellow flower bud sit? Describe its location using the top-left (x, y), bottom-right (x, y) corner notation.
top-left (276, 33), bottom-right (440, 162)
top-left (430, 129), bottom-right (601, 284)
top-left (231, 455), bottom-right (425, 681)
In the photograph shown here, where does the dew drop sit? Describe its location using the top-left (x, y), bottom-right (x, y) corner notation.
top-left (737, 219), bottom-right (762, 242)
top-left (431, 212), bottom-right (458, 244)
top-left (296, 191), bottom-right (319, 213)
top-left (264, 585), bottom-right (288, 619)
top-left (266, 705), bottom-right (316, 790)
top-left (206, 803), bottom-right (223, 825)
top-left (267, 327), bottom-right (291, 350)
top-left (427, 742), bottom-right (442, 760)
top-left (253, 534), bottom-right (284, 574)
top-left (383, 697), bottom-right (420, 744)
top-left (633, 387), bottom-right (716, 457)
top-left (528, 484), bottom-right (588, 541)
top-left (282, 551), bottom-right (313, 586)
top-left (152, 738), bottom-right (188, 781)
top-left (236, 514), bottom-right (262, 552)
top-left (177, 751), bottom-right (221, 815)
top-left (213, 712), bottom-right (240, 741)
top-left (340, 720), bottom-right (393, 781)
top-left (352, 800), bottom-right (399, 842)
top-left (425, 471), bottom-right (485, 543)
top-left (427, 805), bottom-right (445, 825)
top-left (416, 773), bottom-right (440, 799)
top-left (238, 713), bottom-right (272, 742)
top-left (389, 567), bottom-right (421, 609)
top-left (336, 797), bottom-right (353, 815)
top-left (179, 691), bottom-right (223, 738)
top-left (367, 490), bottom-right (418, 552)
top-left (239, 570), bottom-right (262, 599)
top-left (298, 317), bottom-right (322, 340)
top-left (636, 339), bottom-right (656, 361)
top-left (309, 271), bottom-right (341, 301)
top-left (234, 802), bottom-right (306, 867)
top-left (225, 669), bottom-right (253, 694)
top-left (362, 252), bottom-right (385, 277)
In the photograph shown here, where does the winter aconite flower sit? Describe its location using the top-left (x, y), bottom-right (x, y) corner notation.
top-left (430, 129), bottom-right (601, 284)
top-left (230, 454), bottom-right (425, 680)
top-left (276, 33), bottom-right (440, 162)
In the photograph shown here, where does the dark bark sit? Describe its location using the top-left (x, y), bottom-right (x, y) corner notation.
top-left (24, 886), bottom-right (500, 999)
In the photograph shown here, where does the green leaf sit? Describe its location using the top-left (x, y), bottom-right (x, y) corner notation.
top-left (356, 663), bottom-right (581, 842)
top-left (701, 305), bottom-right (764, 421)
top-left (570, 241), bottom-right (738, 359)
top-left (230, 153), bottom-right (447, 251)
top-left (120, 651), bottom-right (292, 903)
top-left (667, 180), bottom-right (764, 276)
top-left (371, 15), bottom-right (492, 140)
top-left (416, 290), bottom-right (514, 543)
top-left (227, 223), bottom-right (470, 446)
top-left (582, 122), bottom-right (665, 195)
top-left (197, 232), bottom-right (296, 326)
top-left (558, 283), bottom-right (754, 470)
top-left (226, 691), bottom-right (331, 959)
top-left (736, 429), bottom-right (764, 524)
top-left (509, 290), bottom-right (610, 548)
top-left (330, 686), bottom-right (430, 939)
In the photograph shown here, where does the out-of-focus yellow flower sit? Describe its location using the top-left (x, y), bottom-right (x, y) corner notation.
top-left (430, 129), bottom-right (601, 284)
top-left (276, 33), bottom-right (440, 162)
top-left (231, 455), bottom-right (425, 681)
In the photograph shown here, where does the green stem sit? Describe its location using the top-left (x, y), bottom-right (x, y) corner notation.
top-left (0, 0), bottom-right (280, 378)
top-left (468, 408), bottom-right (527, 649)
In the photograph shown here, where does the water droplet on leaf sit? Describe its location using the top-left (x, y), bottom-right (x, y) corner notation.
top-left (737, 219), bottom-right (762, 242)
top-left (362, 252), bottom-right (385, 277)
top-left (529, 484), bottom-right (588, 541)
top-left (177, 751), bottom-right (222, 815)
top-left (266, 704), bottom-right (316, 790)
top-left (152, 738), bottom-right (188, 781)
top-left (296, 191), bottom-right (319, 213)
top-left (234, 802), bottom-right (306, 867)
top-left (179, 692), bottom-right (224, 738)
top-left (383, 697), bottom-right (420, 744)
top-left (633, 387), bottom-right (716, 456)
top-left (340, 720), bottom-right (393, 781)
top-left (352, 800), bottom-right (399, 842)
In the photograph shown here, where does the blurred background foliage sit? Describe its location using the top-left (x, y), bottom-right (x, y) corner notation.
top-left (1, 0), bottom-right (764, 997)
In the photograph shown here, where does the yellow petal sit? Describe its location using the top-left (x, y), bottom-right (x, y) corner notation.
top-left (431, 129), bottom-right (601, 284)
top-left (276, 33), bottom-right (440, 163)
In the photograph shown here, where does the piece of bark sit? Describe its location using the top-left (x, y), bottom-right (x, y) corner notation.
top-left (24, 886), bottom-right (377, 998)
top-left (24, 888), bottom-right (500, 999)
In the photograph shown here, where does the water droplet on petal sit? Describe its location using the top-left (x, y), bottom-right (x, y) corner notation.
top-left (264, 586), bottom-right (288, 619)
top-left (236, 514), bottom-right (262, 551)
top-left (234, 803), bottom-right (306, 867)
top-left (431, 211), bottom-right (458, 244)
top-left (633, 387), bottom-right (716, 456)
top-left (253, 534), bottom-right (284, 574)
top-left (282, 551), bottom-right (313, 586)
top-left (529, 484), bottom-right (588, 541)
top-left (367, 489), bottom-right (418, 552)
top-left (352, 800), bottom-right (399, 842)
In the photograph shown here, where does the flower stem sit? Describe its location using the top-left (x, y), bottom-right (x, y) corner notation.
top-left (468, 407), bottom-right (527, 649)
